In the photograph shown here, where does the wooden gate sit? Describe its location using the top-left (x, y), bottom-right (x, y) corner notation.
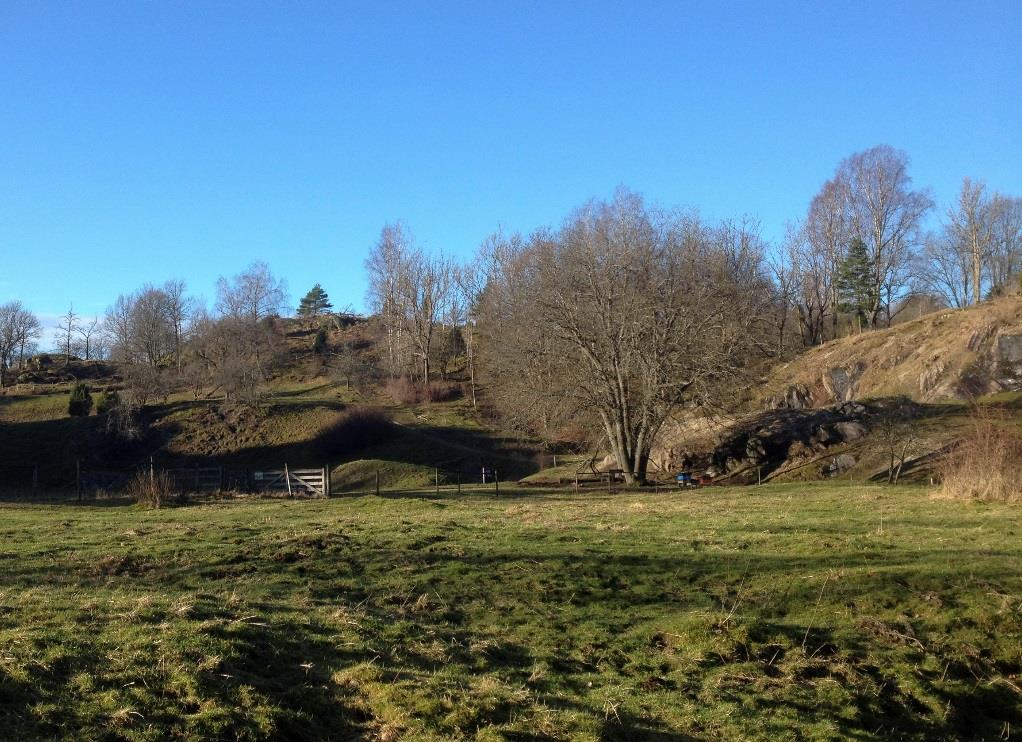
top-left (250, 467), bottom-right (329, 497)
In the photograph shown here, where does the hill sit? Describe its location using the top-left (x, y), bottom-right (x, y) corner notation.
top-left (759, 296), bottom-right (1022, 410)
top-left (0, 316), bottom-right (542, 496)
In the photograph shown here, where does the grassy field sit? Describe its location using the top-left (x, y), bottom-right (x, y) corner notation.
top-left (0, 483), bottom-right (1019, 740)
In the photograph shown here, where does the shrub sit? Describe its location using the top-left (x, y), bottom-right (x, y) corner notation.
top-left (384, 377), bottom-right (461, 404)
top-left (96, 389), bottom-right (120, 415)
top-left (384, 376), bottom-right (419, 405)
top-left (422, 381), bottom-right (461, 403)
top-left (68, 383), bottom-right (93, 417)
top-left (937, 411), bottom-right (1022, 502)
top-left (318, 406), bottom-right (394, 457)
top-left (313, 326), bottom-right (329, 355)
top-left (126, 470), bottom-right (180, 508)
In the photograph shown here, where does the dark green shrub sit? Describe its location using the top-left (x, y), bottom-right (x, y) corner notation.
top-left (68, 383), bottom-right (93, 417)
top-left (313, 326), bottom-right (329, 355)
top-left (96, 389), bottom-right (120, 415)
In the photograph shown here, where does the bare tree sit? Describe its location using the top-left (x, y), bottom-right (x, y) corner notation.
top-left (479, 190), bottom-right (771, 484)
top-left (216, 261), bottom-right (287, 323)
top-left (77, 316), bottom-right (101, 361)
top-left (56, 305), bottom-right (79, 365)
top-left (0, 301), bottom-right (42, 389)
top-left (400, 248), bottom-right (454, 384)
top-left (804, 178), bottom-right (849, 339)
top-left (365, 223), bottom-right (413, 376)
top-left (946, 178), bottom-right (991, 305)
top-left (988, 194), bottom-right (1022, 294)
top-left (162, 278), bottom-right (193, 371)
top-left (835, 145), bottom-right (933, 327)
top-left (917, 230), bottom-right (974, 308)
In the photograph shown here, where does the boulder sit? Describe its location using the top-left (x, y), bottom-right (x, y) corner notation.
top-left (822, 453), bottom-right (857, 477)
top-left (833, 421), bottom-right (867, 442)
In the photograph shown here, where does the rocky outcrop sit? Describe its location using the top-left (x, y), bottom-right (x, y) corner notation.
top-left (765, 383), bottom-right (813, 410)
top-left (823, 363), bottom-right (866, 403)
top-left (704, 400), bottom-right (915, 484)
top-left (998, 335), bottom-right (1022, 391)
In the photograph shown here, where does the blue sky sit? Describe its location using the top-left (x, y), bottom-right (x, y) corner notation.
top-left (1, 1), bottom-right (1020, 343)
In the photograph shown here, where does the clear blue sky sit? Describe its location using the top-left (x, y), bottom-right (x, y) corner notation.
top-left (2, 1), bottom-right (1020, 343)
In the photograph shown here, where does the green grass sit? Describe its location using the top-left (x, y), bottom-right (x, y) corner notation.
top-left (0, 483), bottom-right (1019, 740)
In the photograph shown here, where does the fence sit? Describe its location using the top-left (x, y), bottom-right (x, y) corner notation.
top-left (74, 461), bottom-right (330, 499)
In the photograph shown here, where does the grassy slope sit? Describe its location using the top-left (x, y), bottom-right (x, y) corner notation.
top-left (0, 484), bottom-right (1019, 740)
top-left (0, 374), bottom-right (540, 493)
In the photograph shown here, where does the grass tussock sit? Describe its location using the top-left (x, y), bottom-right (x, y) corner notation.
top-left (125, 469), bottom-right (181, 508)
top-left (937, 411), bottom-right (1022, 501)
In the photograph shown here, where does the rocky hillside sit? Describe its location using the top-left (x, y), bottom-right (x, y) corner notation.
top-left (760, 296), bottom-right (1022, 410)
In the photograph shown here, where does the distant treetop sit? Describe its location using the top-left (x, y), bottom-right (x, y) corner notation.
top-left (298, 284), bottom-right (333, 317)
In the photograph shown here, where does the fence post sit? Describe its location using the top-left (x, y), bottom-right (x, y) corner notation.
top-left (284, 463), bottom-right (293, 498)
top-left (149, 456), bottom-right (154, 485)
top-left (575, 473), bottom-right (579, 493)
top-left (324, 465), bottom-right (330, 497)
top-left (494, 470), bottom-right (499, 497)
top-left (375, 470), bottom-right (380, 497)
top-left (76, 458), bottom-right (81, 502)
top-left (435, 468), bottom-right (439, 496)
top-left (457, 471), bottom-right (461, 495)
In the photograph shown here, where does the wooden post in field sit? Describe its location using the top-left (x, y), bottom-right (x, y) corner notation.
top-left (494, 470), bottom-right (499, 497)
top-left (435, 467), bottom-right (439, 496)
top-left (553, 454), bottom-right (557, 468)
top-left (324, 465), bottom-right (331, 497)
top-left (457, 471), bottom-right (461, 495)
top-left (375, 470), bottom-right (380, 497)
top-left (284, 463), bottom-right (293, 498)
top-left (757, 466), bottom-right (762, 486)
top-left (574, 474), bottom-right (579, 493)
top-left (76, 458), bottom-right (81, 502)
top-left (149, 456), bottom-right (154, 485)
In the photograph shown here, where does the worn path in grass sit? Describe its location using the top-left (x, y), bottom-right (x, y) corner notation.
top-left (0, 483), bottom-right (1019, 740)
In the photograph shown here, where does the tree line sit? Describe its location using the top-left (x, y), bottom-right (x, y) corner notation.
top-left (2, 143), bottom-right (1021, 481)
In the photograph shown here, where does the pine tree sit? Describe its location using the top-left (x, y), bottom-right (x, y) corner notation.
top-left (68, 382), bottom-right (93, 417)
top-left (836, 238), bottom-right (878, 328)
top-left (297, 284), bottom-right (333, 317)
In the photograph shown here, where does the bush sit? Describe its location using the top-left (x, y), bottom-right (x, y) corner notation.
top-left (422, 380), bottom-right (461, 403)
top-left (318, 406), bottom-right (394, 457)
top-left (126, 470), bottom-right (180, 508)
top-left (313, 326), bottom-right (329, 355)
top-left (937, 411), bottom-right (1022, 501)
top-left (96, 389), bottom-right (120, 415)
top-left (384, 377), bottom-right (461, 404)
top-left (68, 383), bottom-right (93, 417)
top-left (384, 376), bottom-right (420, 405)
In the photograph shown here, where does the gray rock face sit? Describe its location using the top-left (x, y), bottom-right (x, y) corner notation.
top-left (824, 363), bottom-right (865, 403)
top-left (998, 334), bottom-right (1022, 391)
top-left (823, 453), bottom-right (857, 476)
top-left (766, 384), bottom-right (813, 410)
